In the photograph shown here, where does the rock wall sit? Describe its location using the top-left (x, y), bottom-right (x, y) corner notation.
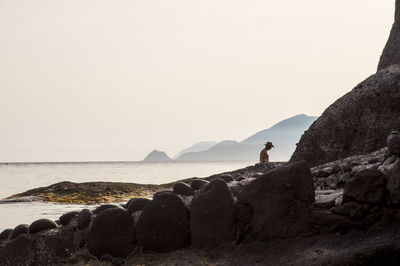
top-left (378, 0), bottom-right (400, 71)
top-left (290, 65), bottom-right (400, 167)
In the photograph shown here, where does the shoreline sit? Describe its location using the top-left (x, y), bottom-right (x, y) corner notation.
top-left (5, 162), bottom-right (283, 204)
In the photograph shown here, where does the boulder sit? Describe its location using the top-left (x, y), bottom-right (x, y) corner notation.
top-left (290, 65), bottom-right (400, 167)
top-left (0, 229), bottom-right (12, 241)
top-left (388, 131), bottom-right (400, 157)
top-left (238, 161), bottom-right (314, 241)
top-left (190, 178), bottom-right (236, 247)
top-left (387, 160), bottom-right (400, 205)
top-left (216, 174), bottom-right (234, 182)
top-left (126, 198), bottom-right (151, 214)
top-left (173, 182), bottom-right (194, 196)
top-left (190, 179), bottom-right (209, 190)
top-left (92, 204), bottom-right (118, 215)
top-left (59, 211), bottom-right (79, 226)
top-left (136, 191), bottom-right (190, 252)
top-left (378, 0), bottom-right (400, 70)
top-left (88, 207), bottom-right (135, 258)
top-left (78, 209), bottom-right (92, 230)
top-left (29, 219), bottom-right (58, 234)
top-left (3, 235), bottom-right (31, 265)
top-left (343, 169), bottom-right (386, 205)
top-left (10, 224), bottom-right (29, 239)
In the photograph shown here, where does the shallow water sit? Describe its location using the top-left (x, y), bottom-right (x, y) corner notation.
top-left (0, 161), bottom-right (252, 231)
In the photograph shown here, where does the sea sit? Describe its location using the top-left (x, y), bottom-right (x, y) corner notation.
top-left (0, 161), bottom-right (252, 231)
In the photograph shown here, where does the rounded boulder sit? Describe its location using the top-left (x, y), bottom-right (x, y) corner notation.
top-left (173, 182), bottom-right (194, 196)
top-left (190, 179), bottom-right (209, 191)
top-left (136, 191), bottom-right (190, 252)
top-left (126, 198), bottom-right (151, 214)
top-left (93, 204), bottom-right (118, 215)
top-left (59, 211), bottom-right (79, 226)
top-left (29, 219), bottom-right (58, 234)
top-left (190, 178), bottom-right (236, 247)
top-left (78, 209), bottom-right (92, 229)
top-left (10, 224), bottom-right (29, 239)
top-left (88, 207), bottom-right (135, 258)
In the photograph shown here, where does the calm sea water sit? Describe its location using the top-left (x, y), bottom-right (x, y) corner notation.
top-left (0, 161), bottom-right (252, 231)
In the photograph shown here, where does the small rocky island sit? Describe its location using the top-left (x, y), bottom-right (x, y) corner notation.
top-left (2, 1), bottom-right (400, 265)
top-left (142, 150), bottom-right (172, 162)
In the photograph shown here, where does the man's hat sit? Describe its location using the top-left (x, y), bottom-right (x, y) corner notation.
top-left (265, 142), bottom-right (274, 147)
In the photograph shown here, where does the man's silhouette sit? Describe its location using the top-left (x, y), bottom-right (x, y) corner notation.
top-left (260, 142), bottom-right (274, 163)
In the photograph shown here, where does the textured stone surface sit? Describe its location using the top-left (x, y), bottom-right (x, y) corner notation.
top-left (378, 0), bottom-right (400, 70)
top-left (59, 211), bottom-right (79, 226)
top-left (10, 224), bottom-right (29, 239)
top-left (388, 131), bottom-right (400, 157)
top-left (78, 209), bottom-right (92, 230)
top-left (136, 191), bottom-right (190, 252)
top-left (0, 229), bottom-right (12, 241)
top-left (92, 204), bottom-right (118, 215)
top-left (190, 179), bottom-right (209, 190)
top-left (190, 178), bottom-right (236, 247)
top-left (291, 65), bottom-right (400, 167)
top-left (88, 207), bottom-right (135, 258)
top-left (343, 169), bottom-right (387, 205)
top-left (173, 182), bottom-right (194, 196)
top-left (387, 160), bottom-right (400, 205)
top-left (29, 219), bottom-right (58, 234)
top-left (126, 198), bottom-right (151, 214)
top-left (238, 161), bottom-right (314, 241)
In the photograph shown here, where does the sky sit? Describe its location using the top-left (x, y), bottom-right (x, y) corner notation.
top-left (0, 0), bottom-right (396, 162)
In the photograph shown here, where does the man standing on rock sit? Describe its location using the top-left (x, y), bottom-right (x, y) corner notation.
top-left (260, 142), bottom-right (274, 163)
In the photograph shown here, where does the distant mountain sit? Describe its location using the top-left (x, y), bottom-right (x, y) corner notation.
top-left (175, 114), bottom-right (317, 162)
top-left (142, 150), bottom-right (172, 162)
top-left (173, 141), bottom-right (217, 159)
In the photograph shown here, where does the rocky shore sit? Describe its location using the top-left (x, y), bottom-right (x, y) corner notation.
top-left (1, 140), bottom-right (400, 265)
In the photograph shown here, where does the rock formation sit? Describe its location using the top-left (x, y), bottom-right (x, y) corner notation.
top-left (142, 150), bottom-right (172, 162)
top-left (378, 0), bottom-right (400, 70)
top-left (290, 65), bottom-right (400, 166)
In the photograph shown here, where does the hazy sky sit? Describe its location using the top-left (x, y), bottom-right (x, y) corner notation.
top-left (0, 0), bottom-right (395, 162)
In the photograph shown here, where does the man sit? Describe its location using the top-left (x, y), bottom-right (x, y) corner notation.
top-left (260, 142), bottom-right (274, 163)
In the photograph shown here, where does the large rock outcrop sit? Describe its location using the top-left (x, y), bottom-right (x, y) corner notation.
top-left (290, 65), bottom-right (400, 167)
top-left (238, 161), bottom-right (314, 241)
top-left (378, 0), bottom-right (400, 71)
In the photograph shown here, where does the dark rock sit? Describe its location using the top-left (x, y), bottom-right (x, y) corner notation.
top-left (238, 161), bottom-right (314, 240)
top-left (78, 209), bottom-right (92, 230)
top-left (4, 234), bottom-right (31, 265)
top-left (126, 198), bottom-right (151, 214)
top-left (29, 219), bottom-right (58, 234)
top-left (152, 190), bottom-right (173, 199)
top-left (387, 160), bottom-right (400, 205)
top-left (227, 181), bottom-right (242, 198)
top-left (0, 229), bottom-right (12, 241)
top-left (217, 174), bottom-right (234, 182)
top-left (31, 227), bottom-right (76, 263)
top-left (343, 169), bottom-right (387, 205)
top-left (190, 179), bottom-right (209, 190)
top-left (10, 224), bottom-right (29, 239)
top-left (290, 65), bottom-right (400, 167)
top-left (88, 207), bottom-right (135, 258)
top-left (388, 131), bottom-right (400, 157)
top-left (332, 204), bottom-right (351, 216)
top-left (59, 211), bottom-right (79, 226)
top-left (190, 178), bottom-right (236, 247)
top-left (136, 191), bottom-right (190, 252)
top-left (173, 182), bottom-right (194, 196)
top-left (317, 168), bottom-right (333, 178)
top-left (93, 204), bottom-right (118, 215)
top-left (308, 210), bottom-right (361, 234)
top-left (333, 164), bottom-right (341, 174)
top-left (378, 1), bottom-right (400, 70)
